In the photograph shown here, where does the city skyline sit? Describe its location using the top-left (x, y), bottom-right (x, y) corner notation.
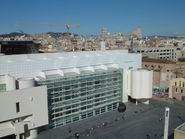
top-left (0, 0), bottom-right (185, 36)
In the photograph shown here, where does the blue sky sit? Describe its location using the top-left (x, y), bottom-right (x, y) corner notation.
top-left (0, 0), bottom-right (185, 36)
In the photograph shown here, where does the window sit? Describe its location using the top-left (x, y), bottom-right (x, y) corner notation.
top-left (175, 82), bottom-right (177, 86)
top-left (183, 82), bottom-right (185, 87)
top-left (95, 81), bottom-right (100, 84)
top-left (181, 89), bottom-right (183, 93)
top-left (16, 102), bottom-right (20, 113)
top-left (176, 88), bottom-right (178, 93)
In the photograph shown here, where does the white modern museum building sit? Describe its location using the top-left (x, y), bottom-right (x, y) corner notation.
top-left (0, 49), bottom-right (153, 139)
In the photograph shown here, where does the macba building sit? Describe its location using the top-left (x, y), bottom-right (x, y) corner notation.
top-left (0, 50), bottom-right (152, 138)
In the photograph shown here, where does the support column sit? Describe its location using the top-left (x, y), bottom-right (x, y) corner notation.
top-left (142, 100), bottom-right (149, 105)
top-left (136, 100), bottom-right (138, 105)
top-left (29, 128), bottom-right (38, 139)
top-left (16, 134), bottom-right (20, 139)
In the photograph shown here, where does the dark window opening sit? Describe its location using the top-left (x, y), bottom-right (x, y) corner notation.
top-left (16, 102), bottom-right (20, 113)
top-left (95, 81), bottom-right (100, 84)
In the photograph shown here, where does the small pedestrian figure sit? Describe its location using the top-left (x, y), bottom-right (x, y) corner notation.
top-left (159, 116), bottom-right (163, 121)
top-left (122, 116), bottom-right (125, 120)
top-left (154, 134), bottom-right (157, 139)
top-left (146, 134), bottom-right (150, 139)
top-left (68, 128), bottom-right (72, 133)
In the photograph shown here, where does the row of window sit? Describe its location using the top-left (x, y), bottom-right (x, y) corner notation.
top-left (50, 93), bottom-right (120, 116)
top-left (175, 88), bottom-right (184, 93)
top-left (137, 49), bottom-right (174, 53)
top-left (174, 81), bottom-right (185, 87)
top-left (49, 103), bottom-right (118, 128)
top-left (144, 64), bottom-right (162, 69)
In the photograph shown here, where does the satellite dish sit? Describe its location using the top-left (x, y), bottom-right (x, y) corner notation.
top-left (118, 102), bottom-right (126, 113)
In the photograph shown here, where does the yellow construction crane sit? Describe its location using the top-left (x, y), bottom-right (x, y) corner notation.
top-left (17, 22), bottom-right (80, 51)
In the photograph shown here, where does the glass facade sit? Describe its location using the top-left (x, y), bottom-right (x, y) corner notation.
top-left (36, 68), bottom-right (123, 128)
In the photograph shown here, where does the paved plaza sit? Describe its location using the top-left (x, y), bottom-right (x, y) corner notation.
top-left (37, 98), bottom-right (185, 139)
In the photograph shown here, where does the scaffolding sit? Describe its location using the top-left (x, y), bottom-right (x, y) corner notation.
top-left (36, 68), bottom-right (123, 128)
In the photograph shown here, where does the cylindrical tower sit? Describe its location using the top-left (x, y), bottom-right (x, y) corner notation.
top-left (130, 69), bottom-right (153, 104)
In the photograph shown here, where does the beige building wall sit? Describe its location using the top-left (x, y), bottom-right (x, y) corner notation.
top-left (142, 58), bottom-right (185, 88)
top-left (142, 60), bottom-right (176, 87)
top-left (169, 78), bottom-right (185, 101)
top-left (174, 123), bottom-right (185, 139)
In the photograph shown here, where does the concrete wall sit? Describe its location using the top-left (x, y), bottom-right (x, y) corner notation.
top-left (174, 130), bottom-right (185, 139)
top-left (0, 86), bottom-right (48, 137)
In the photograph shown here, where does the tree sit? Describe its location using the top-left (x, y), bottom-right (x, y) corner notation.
top-left (178, 57), bottom-right (185, 62)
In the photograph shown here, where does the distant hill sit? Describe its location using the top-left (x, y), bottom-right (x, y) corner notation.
top-left (0, 32), bottom-right (28, 38)
top-left (0, 32), bottom-right (78, 38)
top-left (46, 32), bottom-right (69, 38)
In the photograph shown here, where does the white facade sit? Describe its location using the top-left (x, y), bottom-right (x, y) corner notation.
top-left (0, 86), bottom-right (48, 139)
top-left (0, 50), bottom-right (154, 137)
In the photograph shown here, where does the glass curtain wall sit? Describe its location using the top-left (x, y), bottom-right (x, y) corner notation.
top-left (36, 68), bottom-right (123, 128)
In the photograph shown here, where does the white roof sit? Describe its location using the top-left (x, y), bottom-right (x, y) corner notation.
top-left (0, 50), bottom-right (141, 78)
